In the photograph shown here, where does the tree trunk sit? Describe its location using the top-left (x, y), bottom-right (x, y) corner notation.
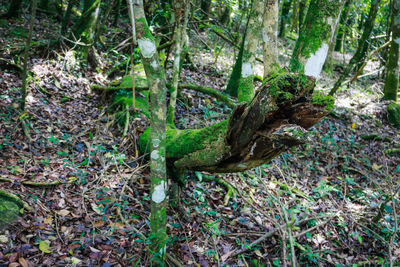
top-left (200, 0), bottom-right (211, 18)
top-left (237, 0), bottom-right (264, 103)
top-left (329, 0), bottom-right (381, 96)
top-left (167, 0), bottom-right (190, 124)
top-left (71, 0), bottom-right (101, 66)
top-left (383, 0), bottom-right (400, 101)
top-left (334, 0), bottom-right (353, 52)
top-left (298, 0), bottom-right (307, 30)
top-left (133, 0), bottom-right (168, 264)
top-left (263, 0), bottom-right (279, 78)
top-left (140, 73), bottom-right (333, 174)
top-left (323, 0), bottom-right (347, 71)
top-left (278, 0), bottom-right (292, 38)
top-left (21, 0), bottom-right (38, 111)
top-left (290, 0), bottom-right (344, 78)
top-left (220, 5), bottom-right (232, 25)
top-left (291, 0), bottom-right (299, 33)
top-left (3, 0), bottom-right (23, 18)
top-left (61, 0), bottom-right (77, 35)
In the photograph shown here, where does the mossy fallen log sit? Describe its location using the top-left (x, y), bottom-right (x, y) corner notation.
top-left (139, 73), bottom-right (333, 174)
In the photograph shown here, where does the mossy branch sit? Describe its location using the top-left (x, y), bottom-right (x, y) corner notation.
top-left (0, 190), bottom-right (33, 211)
top-left (92, 82), bottom-right (235, 108)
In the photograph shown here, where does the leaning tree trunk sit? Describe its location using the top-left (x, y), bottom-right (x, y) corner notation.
top-left (383, 0), bottom-right (400, 101)
top-left (140, 73), bottom-right (334, 174)
top-left (290, 0), bottom-right (344, 78)
top-left (133, 0), bottom-right (168, 264)
top-left (263, 0), bottom-right (279, 78)
top-left (329, 0), bottom-right (381, 96)
top-left (71, 0), bottom-right (101, 66)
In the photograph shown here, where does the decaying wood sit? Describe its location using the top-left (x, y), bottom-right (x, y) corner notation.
top-left (139, 73), bottom-right (332, 174)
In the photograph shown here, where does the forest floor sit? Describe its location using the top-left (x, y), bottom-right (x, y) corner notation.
top-left (0, 11), bottom-right (400, 267)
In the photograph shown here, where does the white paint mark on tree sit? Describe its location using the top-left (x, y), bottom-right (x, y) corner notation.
top-left (241, 62), bottom-right (254, 78)
top-left (395, 38), bottom-right (400, 45)
top-left (138, 38), bottom-right (156, 58)
top-left (152, 139), bottom-right (160, 148)
top-left (304, 43), bottom-right (329, 78)
top-left (151, 60), bottom-right (158, 69)
top-left (151, 149), bottom-right (159, 160)
top-left (152, 181), bottom-right (166, 203)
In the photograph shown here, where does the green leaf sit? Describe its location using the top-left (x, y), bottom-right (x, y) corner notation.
top-left (39, 240), bottom-right (52, 253)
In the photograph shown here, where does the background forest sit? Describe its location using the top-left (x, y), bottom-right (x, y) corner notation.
top-left (0, 0), bottom-right (399, 266)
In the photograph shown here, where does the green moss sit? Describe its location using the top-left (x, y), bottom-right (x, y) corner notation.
top-left (238, 76), bottom-right (254, 103)
top-left (139, 120), bottom-right (229, 159)
top-left (387, 102), bottom-right (400, 129)
top-left (0, 199), bottom-right (20, 228)
top-left (312, 91), bottom-right (335, 111)
top-left (136, 17), bottom-right (154, 41)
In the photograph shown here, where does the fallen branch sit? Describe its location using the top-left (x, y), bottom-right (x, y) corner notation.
top-left (221, 213), bottom-right (338, 262)
top-left (0, 177), bottom-right (61, 187)
top-left (360, 134), bottom-right (392, 142)
top-left (92, 82), bottom-right (236, 108)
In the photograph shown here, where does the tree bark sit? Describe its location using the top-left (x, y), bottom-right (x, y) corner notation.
top-left (237, 0), bottom-right (264, 103)
top-left (167, 0), bottom-right (190, 124)
top-left (334, 0), bottom-right (353, 52)
top-left (290, 0), bottom-right (344, 78)
top-left (330, 0), bottom-right (381, 96)
top-left (278, 0), bottom-right (292, 38)
top-left (263, 0), bottom-right (279, 78)
top-left (21, 0), bottom-right (38, 111)
top-left (133, 0), bottom-right (168, 264)
top-left (3, 0), bottom-right (23, 18)
top-left (140, 73), bottom-right (333, 174)
top-left (61, 0), bottom-right (77, 35)
top-left (383, 0), bottom-right (400, 101)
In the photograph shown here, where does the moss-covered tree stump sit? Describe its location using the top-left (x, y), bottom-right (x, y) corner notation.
top-left (139, 73), bottom-right (334, 178)
top-left (387, 102), bottom-right (400, 129)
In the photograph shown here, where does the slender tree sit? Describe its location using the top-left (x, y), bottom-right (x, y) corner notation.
top-left (237, 0), bottom-right (264, 103)
top-left (298, 0), bottom-right (308, 30)
top-left (263, 0), bottom-right (279, 78)
top-left (383, 0), bottom-right (400, 101)
top-left (167, 0), bottom-right (190, 125)
top-left (330, 0), bottom-right (382, 96)
top-left (290, 0), bottom-right (344, 78)
top-left (21, 0), bottom-right (38, 110)
top-left (278, 0), bottom-right (292, 38)
top-left (133, 0), bottom-right (168, 264)
top-left (71, 0), bottom-right (101, 66)
top-left (334, 0), bottom-right (354, 52)
top-left (61, 0), bottom-right (77, 35)
top-left (2, 0), bottom-right (23, 18)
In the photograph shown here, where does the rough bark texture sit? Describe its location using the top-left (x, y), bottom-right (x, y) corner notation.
top-left (383, 0), bottom-right (400, 101)
top-left (133, 0), bottom-right (168, 263)
top-left (263, 0), bottom-right (279, 78)
top-left (330, 0), bottom-right (381, 96)
top-left (140, 73), bottom-right (334, 174)
top-left (237, 0), bottom-right (264, 103)
top-left (290, 0), bottom-right (344, 78)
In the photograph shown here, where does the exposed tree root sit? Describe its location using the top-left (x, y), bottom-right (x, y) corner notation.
top-left (0, 190), bottom-right (33, 212)
top-left (196, 172), bottom-right (238, 205)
